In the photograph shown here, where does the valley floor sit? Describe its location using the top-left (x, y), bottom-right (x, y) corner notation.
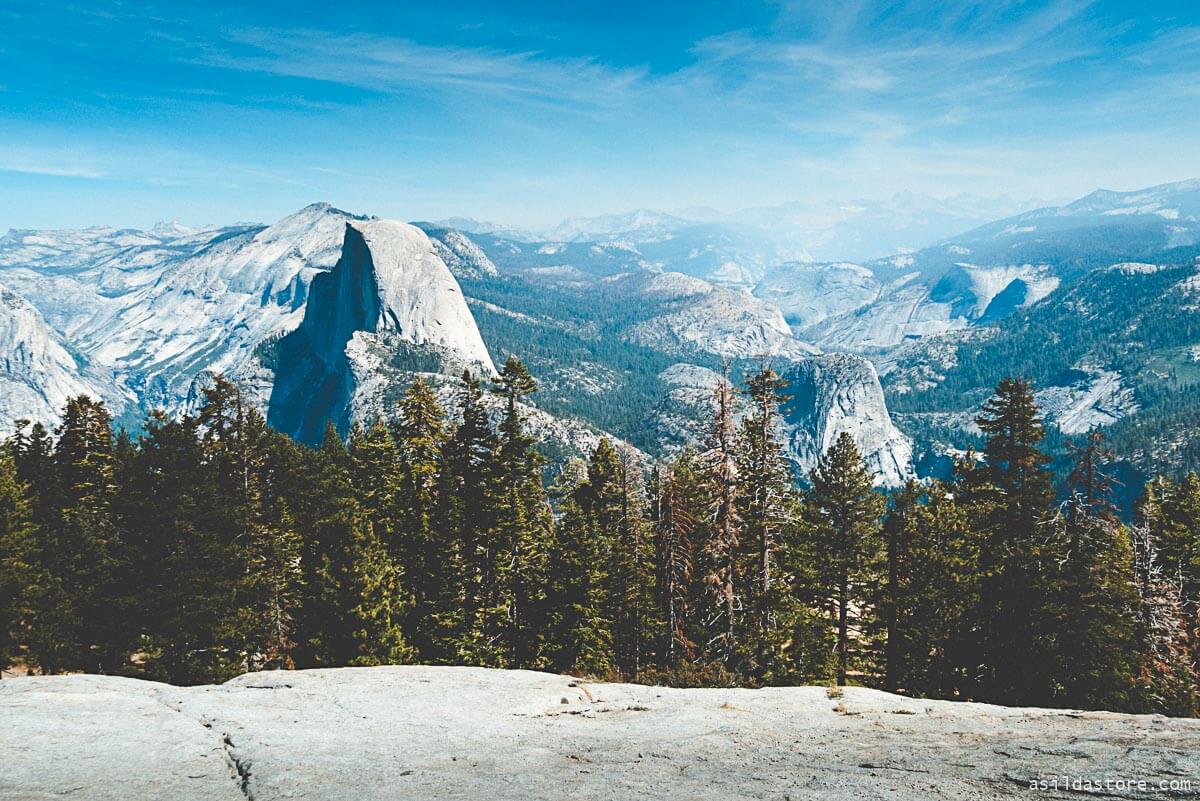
top-left (1, 665), bottom-right (1197, 800)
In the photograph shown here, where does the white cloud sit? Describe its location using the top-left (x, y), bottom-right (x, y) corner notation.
top-left (189, 28), bottom-right (648, 113)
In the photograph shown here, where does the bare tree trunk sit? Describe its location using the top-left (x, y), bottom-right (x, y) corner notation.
top-left (838, 577), bottom-right (849, 685)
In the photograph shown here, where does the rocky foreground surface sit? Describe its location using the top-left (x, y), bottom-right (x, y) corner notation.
top-left (2, 666), bottom-right (1198, 800)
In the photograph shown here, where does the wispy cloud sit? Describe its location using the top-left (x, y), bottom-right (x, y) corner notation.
top-left (189, 27), bottom-right (649, 113)
top-left (0, 162), bottom-right (104, 179)
top-left (6, 0), bottom-right (1200, 227)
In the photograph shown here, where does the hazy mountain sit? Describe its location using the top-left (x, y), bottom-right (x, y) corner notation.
top-left (442, 192), bottom-right (1046, 276)
top-left (9, 179), bottom-right (1194, 486)
top-left (757, 178), bottom-right (1200, 353)
top-left (0, 205), bottom-right (915, 484)
top-left (0, 284), bottom-right (116, 426)
top-left (436, 192), bottom-right (1044, 287)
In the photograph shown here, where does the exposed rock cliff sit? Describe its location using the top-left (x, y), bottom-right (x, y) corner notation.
top-left (267, 220), bottom-right (494, 443)
top-left (780, 354), bottom-right (914, 485)
top-left (648, 355), bottom-right (913, 486)
top-left (0, 285), bottom-right (117, 432)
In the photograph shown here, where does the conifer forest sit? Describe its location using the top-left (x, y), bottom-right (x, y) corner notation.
top-left (1, 357), bottom-right (1197, 718)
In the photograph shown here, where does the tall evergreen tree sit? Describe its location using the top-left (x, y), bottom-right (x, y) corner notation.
top-left (804, 432), bottom-right (885, 685)
top-left (10, 420), bottom-right (58, 528)
top-left (1047, 432), bottom-right (1138, 710)
top-left (545, 459), bottom-right (614, 675)
top-left (123, 411), bottom-right (238, 683)
top-left (972, 377), bottom-right (1057, 704)
top-left (48, 396), bottom-right (126, 673)
top-left (1138, 473), bottom-right (1200, 674)
top-left (0, 447), bottom-right (37, 674)
top-left (239, 413), bottom-right (304, 671)
top-left (1129, 522), bottom-right (1198, 716)
top-left (492, 357), bottom-right (552, 668)
top-left (608, 446), bottom-right (654, 677)
top-left (735, 363), bottom-right (802, 681)
top-left (651, 450), bottom-right (702, 668)
top-left (698, 365), bottom-right (741, 665)
top-left (196, 377), bottom-right (302, 673)
top-left (348, 420), bottom-right (405, 629)
top-left (442, 370), bottom-right (503, 666)
top-left (883, 480), bottom-right (978, 697)
top-left (299, 423), bottom-right (411, 667)
top-left (392, 379), bottom-right (448, 658)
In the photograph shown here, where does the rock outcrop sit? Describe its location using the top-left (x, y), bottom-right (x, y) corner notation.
top-left (649, 356), bottom-right (913, 486)
top-left (780, 354), bottom-right (914, 486)
top-left (0, 203), bottom-right (367, 420)
top-left (2, 666), bottom-right (1197, 801)
top-left (267, 220), bottom-right (494, 443)
top-left (0, 285), bottom-right (116, 432)
top-left (612, 271), bottom-right (818, 359)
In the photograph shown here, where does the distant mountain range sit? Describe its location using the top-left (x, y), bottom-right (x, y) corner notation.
top-left (3, 179), bottom-right (1200, 492)
top-left (438, 192), bottom-right (1047, 267)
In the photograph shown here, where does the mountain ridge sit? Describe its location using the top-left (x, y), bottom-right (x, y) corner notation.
top-left (0, 204), bottom-right (914, 484)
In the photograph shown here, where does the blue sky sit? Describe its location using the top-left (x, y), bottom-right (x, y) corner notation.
top-left (2, 0), bottom-right (1199, 229)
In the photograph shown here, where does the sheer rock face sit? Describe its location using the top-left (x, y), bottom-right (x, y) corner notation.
top-left (0, 203), bottom-right (366, 423)
top-left (266, 220), bottom-right (495, 443)
top-left (0, 205), bottom-right (907, 483)
top-left (648, 355), bottom-right (912, 487)
top-left (3, 666), bottom-right (1197, 801)
top-left (781, 354), bottom-right (914, 486)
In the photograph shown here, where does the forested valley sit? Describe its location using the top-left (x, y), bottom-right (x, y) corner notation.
top-left (0, 356), bottom-right (1197, 717)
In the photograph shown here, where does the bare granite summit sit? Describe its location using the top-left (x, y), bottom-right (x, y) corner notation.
top-left (1, 665), bottom-right (1197, 800)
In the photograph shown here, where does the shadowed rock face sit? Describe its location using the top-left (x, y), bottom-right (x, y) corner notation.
top-left (2, 666), bottom-right (1197, 801)
top-left (267, 220), bottom-right (495, 443)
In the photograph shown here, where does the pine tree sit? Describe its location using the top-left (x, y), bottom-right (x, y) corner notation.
top-left (239, 413), bottom-right (303, 671)
top-left (804, 432), bottom-right (885, 686)
top-left (1067, 430), bottom-right (1117, 519)
top-left (195, 377), bottom-right (296, 673)
top-left (6, 422), bottom-right (56, 672)
top-left (299, 423), bottom-right (411, 667)
top-left (10, 420), bottom-right (58, 527)
top-left (48, 396), bottom-right (127, 673)
top-left (1139, 473), bottom-right (1200, 675)
top-left (123, 411), bottom-right (239, 683)
top-left (0, 446), bottom-right (38, 674)
top-left (972, 377), bottom-right (1057, 704)
top-left (608, 446), bottom-right (654, 678)
top-left (883, 480), bottom-right (979, 698)
top-left (348, 420), bottom-right (405, 626)
top-left (392, 378), bottom-right (448, 658)
top-left (651, 450), bottom-right (702, 668)
top-left (492, 357), bottom-right (552, 668)
top-left (698, 365), bottom-right (741, 665)
top-left (1129, 522), bottom-right (1198, 716)
top-left (1047, 431), bottom-right (1138, 710)
top-left (735, 363), bottom-right (803, 681)
top-left (545, 459), bottom-right (614, 675)
top-left (442, 370), bottom-right (503, 666)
